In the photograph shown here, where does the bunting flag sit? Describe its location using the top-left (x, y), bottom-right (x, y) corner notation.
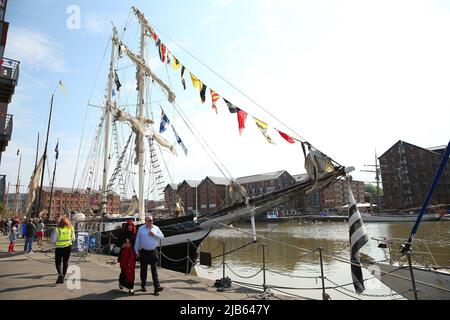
top-left (181, 66), bottom-right (187, 90)
top-left (223, 98), bottom-right (238, 113)
top-left (172, 56), bottom-right (182, 70)
top-left (112, 89), bottom-right (116, 97)
top-left (55, 141), bottom-right (59, 160)
top-left (153, 32), bottom-right (159, 42)
top-left (171, 125), bottom-right (188, 156)
top-left (58, 80), bottom-right (69, 97)
top-left (190, 72), bottom-right (202, 90)
top-left (277, 130), bottom-right (295, 144)
top-left (348, 179), bottom-right (369, 294)
top-left (210, 89), bottom-right (220, 114)
top-left (200, 83), bottom-right (207, 104)
top-left (159, 43), bottom-right (167, 63)
top-left (16, 149), bottom-right (19, 156)
top-left (114, 71), bottom-right (122, 91)
top-left (237, 109), bottom-right (248, 135)
top-left (159, 107), bottom-right (171, 133)
top-left (166, 51), bottom-right (171, 65)
top-left (254, 117), bottom-right (274, 144)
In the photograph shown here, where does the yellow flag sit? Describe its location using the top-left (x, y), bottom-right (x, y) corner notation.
top-left (59, 80), bottom-right (68, 97)
top-left (171, 55), bottom-right (182, 71)
top-left (190, 73), bottom-right (202, 90)
top-left (254, 117), bottom-right (275, 144)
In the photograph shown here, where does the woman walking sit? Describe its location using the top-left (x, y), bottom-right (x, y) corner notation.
top-left (51, 217), bottom-right (75, 284)
top-left (35, 219), bottom-right (45, 249)
top-left (8, 221), bottom-right (17, 253)
top-left (117, 220), bottom-right (137, 295)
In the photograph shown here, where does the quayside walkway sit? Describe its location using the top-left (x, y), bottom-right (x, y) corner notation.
top-left (0, 236), bottom-right (300, 300)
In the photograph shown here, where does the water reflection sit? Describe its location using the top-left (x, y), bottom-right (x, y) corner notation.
top-left (195, 220), bottom-right (450, 300)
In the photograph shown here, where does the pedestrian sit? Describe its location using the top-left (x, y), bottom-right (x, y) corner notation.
top-left (24, 219), bottom-right (35, 253)
top-left (8, 221), bottom-right (17, 253)
top-left (134, 215), bottom-right (164, 295)
top-left (3, 219), bottom-right (8, 235)
top-left (36, 219), bottom-right (45, 249)
top-left (51, 216), bottom-right (75, 284)
top-left (21, 220), bottom-right (26, 238)
top-left (117, 220), bottom-right (137, 295)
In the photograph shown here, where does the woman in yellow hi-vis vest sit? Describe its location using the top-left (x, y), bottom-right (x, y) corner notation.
top-left (51, 217), bottom-right (75, 284)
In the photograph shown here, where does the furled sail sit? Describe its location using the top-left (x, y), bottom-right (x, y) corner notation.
top-left (108, 101), bottom-right (178, 158)
top-left (125, 195), bottom-right (139, 216)
top-left (305, 146), bottom-right (335, 183)
top-left (23, 156), bottom-right (44, 217)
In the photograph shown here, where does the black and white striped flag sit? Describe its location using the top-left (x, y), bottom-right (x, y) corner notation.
top-left (348, 179), bottom-right (369, 293)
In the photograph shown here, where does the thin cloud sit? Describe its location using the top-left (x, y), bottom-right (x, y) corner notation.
top-left (5, 26), bottom-right (67, 72)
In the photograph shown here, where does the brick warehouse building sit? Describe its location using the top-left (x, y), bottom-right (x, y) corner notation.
top-left (379, 141), bottom-right (450, 210)
top-left (163, 183), bottom-right (179, 213)
top-left (198, 177), bottom-right (230, 215)
top-left (177, 180), bottom-right (201, 214)
top-left (41, 187), bottom-right (120, 218)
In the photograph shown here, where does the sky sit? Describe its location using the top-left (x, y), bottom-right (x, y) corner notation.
top-left (2, 0), bottom-right (450, 198)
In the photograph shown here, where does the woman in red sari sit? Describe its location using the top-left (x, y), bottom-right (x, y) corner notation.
top-left (117, 220), bottom-right (136, 295)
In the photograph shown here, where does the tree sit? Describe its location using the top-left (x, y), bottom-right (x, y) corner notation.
top-left (364, 184), bottom-right (383, 200)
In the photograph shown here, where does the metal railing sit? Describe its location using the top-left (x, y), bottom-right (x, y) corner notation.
top-left (0, 58), bottom-right (20, 83)
top-left (0, 113), bottom-right (13, 139)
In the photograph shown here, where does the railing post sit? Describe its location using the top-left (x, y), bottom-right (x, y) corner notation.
top-left (186, 239), bottom-right (190, 275)
top-left (222, 241), bottom-right (226, 280)
top-left (318, 248), bottom-right (327, 300)
top-left (407, 253), bottom-right (419, 300)
top-left (262, 244), bottom-right (267, 293)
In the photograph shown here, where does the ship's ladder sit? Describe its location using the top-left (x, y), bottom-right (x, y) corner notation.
top-left (107, 120), bottom-right (131, 198)
top-left (147, 136), bottom-right (166, 199)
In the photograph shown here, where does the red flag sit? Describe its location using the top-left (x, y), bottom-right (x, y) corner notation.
top-left (237, 108), bottom-right (248, 135)
top-left (153, 32), bottom-right (158, 42)
top-left (210, 89), bottom-right (220, 114)
top-left (160, 43), bottom-right (167, 63)
top-left (277, 130), bottom-right (295, 144)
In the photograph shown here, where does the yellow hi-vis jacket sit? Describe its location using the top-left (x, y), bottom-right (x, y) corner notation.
top-left (55, 227), bottom-right (74, 248)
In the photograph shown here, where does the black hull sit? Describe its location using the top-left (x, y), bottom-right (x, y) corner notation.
top-left (100, 225), bottom-right (211, 274)
top-left (158, 228), bottom-right (212, 274)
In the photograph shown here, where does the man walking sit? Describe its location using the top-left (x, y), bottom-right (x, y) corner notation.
top-left (134, 215), bottom-right (164, 295)
top-left (24, 219), bottom-right (35, 253)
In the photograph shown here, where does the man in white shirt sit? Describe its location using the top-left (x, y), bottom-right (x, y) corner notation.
top-left (134, 215), bottom-right (164, 295)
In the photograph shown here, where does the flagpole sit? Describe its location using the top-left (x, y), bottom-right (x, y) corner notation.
top-left (35, 83), bottom-right (59, 219)
top-left (13, 151), bottom-right (21, 217)
top-left (34, 133), bottom-right (40, 172)
top-left (47, 140), bottom-right (59, 221)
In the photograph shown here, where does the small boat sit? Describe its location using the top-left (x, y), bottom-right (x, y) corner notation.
top-left (363, 256), bottom-right (450, 300)
top-left (363, 141), bottom-right (450, 300)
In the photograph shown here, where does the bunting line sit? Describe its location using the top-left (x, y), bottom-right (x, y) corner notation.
top-left (145, 23), bottom-right (321, 149)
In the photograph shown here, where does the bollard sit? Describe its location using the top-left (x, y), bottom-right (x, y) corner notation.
top-left (186, 239), bottom-right (190, 275)
top-left (318, 248), bottom-right (327, 300)
top-left (262, 244), bottom-right (267, 293)
top-left (407, 253), bottom-right (419, 300)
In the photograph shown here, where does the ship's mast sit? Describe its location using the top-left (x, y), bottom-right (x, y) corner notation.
top-left (101, 28), bottom-right (117, 219)
top-left (137, 21), bottom-right (146, 221)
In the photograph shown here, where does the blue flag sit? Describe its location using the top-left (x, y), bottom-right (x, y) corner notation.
top-left (159, 108), bottom-right (171, 133)
top-left (171, 125), bottom-right (188, 156)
